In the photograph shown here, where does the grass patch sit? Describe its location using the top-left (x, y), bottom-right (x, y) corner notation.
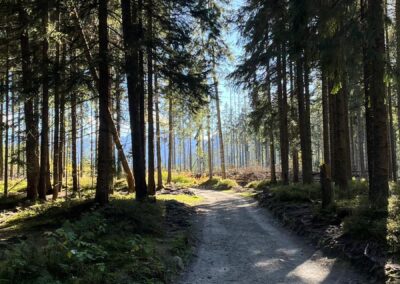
top-left (156, 194), bottom-right (204, 206)
top-left (245, 180), bottom-right (260, 189)
top-left (200, 177), bottom-right (238, 191)
top-left (239, 191), bottom-right (257, 198)
top-left (161, 171), bottom-right (200, 188)
top-left (0, 179), bottom-right (27, 195)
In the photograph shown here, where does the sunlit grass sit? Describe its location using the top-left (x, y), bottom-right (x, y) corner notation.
top-left (0, 179), bottom-right (27, 195)
top-left (156, 194), bottom-right (203, 206)
top-left (200, 177), bottom-right (238, 191)
top-left (238, 191), bottom-right (257, 198)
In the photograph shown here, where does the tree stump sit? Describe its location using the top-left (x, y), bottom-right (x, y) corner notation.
top-left (320, 164), bottom-right (333, 209)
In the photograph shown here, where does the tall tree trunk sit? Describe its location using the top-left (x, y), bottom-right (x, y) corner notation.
top-left (58, 45), bottom-right (66, 197)
top-left (296, 57), bottom-right (311, 183)
top-left (207, 112), bottom-right (213, 179)
top-left (321, 71), bottom-right (330, 165)
top-left (167, 97), bottom-right (173, 184)
top-left (290, 60), bottom-right (299, 182)
top-left (212, 52), bottom-right (226, 179)
top-left (96, 0), bottom-right (113, 205)
top-left (4, 54), bottom-right (9, 197)
top-left (302, 55), bottom-right (313, 183)
top-left (17, 105), bottom-right (21, 177)
top-left (38, 0), bottom-right (50, 200)
top-left (155, 70), bottom-right (163, 189)
top-left (138, 0), bottom-right (146, 169)
top-left (53, 15), bottom-right (61, 199)
top-left (365, 0), bottom-right (389, 210)
top-left (267, 63), bottom-right (276, 183)
top-left (115, 77), bottom-right (122, 178)
top-left (396, 0), bottom-right (400, 179)
top-left (331, 71), bottom-right (350, 193)
top-left (0, 84), bottom-right (2, 182)
top-left (71, 87), bottom-right (78, 193)
top-left (357, 108), bottom-right (366, 177)
top-left (10, 90), bottom-right (14, 179)
top-left (385, 0), bottom-right (397, 181)
top-left (277, 46), bottom-right (289, 184)
top-left (147, 0), bottom-right (155, 195)
top-left (388, 82), bottom-right (397, 181)
top-left (121, 0), bottom-right (147, 200)
top-left (72, 4), bottom-right (134, 192)
top-left (80, 104), bottom-right (84, 178)
top-left (19, 6), bottom-right (39, 200)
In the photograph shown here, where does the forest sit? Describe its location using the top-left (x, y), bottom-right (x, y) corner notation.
top-left (0, 0), bottom-right (399, 283)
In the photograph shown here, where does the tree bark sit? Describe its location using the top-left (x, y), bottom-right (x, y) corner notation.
top-left (147, 0), bottom-right (155, 195)
top-left (267, 63), bottom-right (276, 183)
top-left (297, 58), bottom-right (312, 183)
top-left (0, 83), bottom-right (3, 182)
top-left (277, 46), bottom-right (289, 184)
top-left (115, 76), bottom-right (122, 178)
top-left (207, 112), bottom-right (213, 179)
top-left (211, 51), bottom-right (226, 179)
top-left (38, 0), bottom-right (50, 200)
top-left (4, 53), bottom-right (9, 197)
top-left (302, 55), bottom-right (313, 183)
top-left (53, 9), bottom-right (61, 199)
top-left (121, 0), bottom-right (147, 200)
top-left (154, 70), bottom-right (163, 189)
top-left (167, 97), bottom-right (173, 184)
top-left (321, 71), bottom-right (330, 165)
top-left (71, 85), bottom-right (78, 193)
top-left (396, 0), bottom-right (400, 181)
top-left (96, 0), bottom-right (113, 205)
top-left (365, 0), bottom-right (389, 210)
top-left (19, 6), bottom-right (39, 201)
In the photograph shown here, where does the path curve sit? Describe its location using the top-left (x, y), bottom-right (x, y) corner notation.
top-left (179, 189), bottom-right (369, 284)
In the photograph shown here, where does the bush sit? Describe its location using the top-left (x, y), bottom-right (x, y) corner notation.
top-left (269, 183), bottom-right (321, 203)
top-left (254, 180), bottom-right (272, 191)
top-left (200, 177), bottom-right (238, 191)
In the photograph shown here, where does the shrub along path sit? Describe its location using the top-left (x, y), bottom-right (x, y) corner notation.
top-left (179, 189), bottom-right (367, 284)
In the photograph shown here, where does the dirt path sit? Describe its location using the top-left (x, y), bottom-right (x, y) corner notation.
top-left (179, 189), bottom-right (369, 284)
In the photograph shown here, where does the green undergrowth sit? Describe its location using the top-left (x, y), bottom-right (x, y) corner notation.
top-left (0, 196), bottom-right (194, 283)
top-left (267, 183), bottom-right (321, 203)
top-left (256, 178), bottom-right (400, 254)
top-left (199, 177), bottom-right (238, 191)
top-left (162, 171), bottom-right (200, 188)
top-left (0, 199), bottom-right (93, 236)
top-left (246, 179), bottom-right (276, 191)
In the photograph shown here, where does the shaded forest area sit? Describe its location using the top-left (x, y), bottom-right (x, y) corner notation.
top-left (0, 0), bottom-right (399, 282)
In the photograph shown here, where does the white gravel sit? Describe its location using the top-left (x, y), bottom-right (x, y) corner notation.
top-left (179, 189), bottom-right (370, 284)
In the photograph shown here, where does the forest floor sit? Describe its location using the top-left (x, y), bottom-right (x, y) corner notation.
top-left (0, 187), bottom-right (201, 283)
top-left (179, 188), bottom-right (369, 284)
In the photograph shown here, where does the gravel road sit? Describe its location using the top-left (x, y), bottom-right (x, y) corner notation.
top-left (179, 189), bottom-right (370, 284)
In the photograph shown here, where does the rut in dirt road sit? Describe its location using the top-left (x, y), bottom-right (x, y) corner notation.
top-left (179, 189), bottom-right (368, 284)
